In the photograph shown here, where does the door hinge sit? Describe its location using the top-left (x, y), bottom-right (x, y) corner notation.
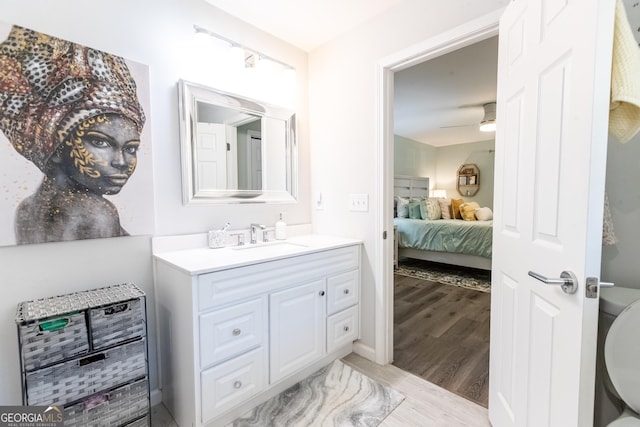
top-left (382, 230), bottom-right (387, 240)
top-left (226, 143), bottom-right (231, 151)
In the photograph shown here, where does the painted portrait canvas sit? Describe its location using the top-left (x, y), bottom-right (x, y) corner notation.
top-left (0, 23), bottom-right (155, 246)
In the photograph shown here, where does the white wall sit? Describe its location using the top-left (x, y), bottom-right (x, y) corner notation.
top-left (309, 0), bottom-right (508, 353)
top-left (435, 140), bottom-right (495, 209)
top-left (395, 137), bottom-right (495, 208)
top-left (394, 135), bottom-right (437, 179)
top-left (0, 0), bottom-right (309, 404)
top-left (601, 133), bottom-right (640, 290)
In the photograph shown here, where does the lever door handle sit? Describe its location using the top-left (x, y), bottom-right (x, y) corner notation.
top-left (528, 270), bottom-right (578, 294)
top-left (586, 277), bottom-right (615, 298)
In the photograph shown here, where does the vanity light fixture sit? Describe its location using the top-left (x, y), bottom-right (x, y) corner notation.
top-left (191, 25), bottom-right (297, 107)
top-left (193, 25), bottom-right (294, 71)
top-left (479, 102), bottom-right (497, 132)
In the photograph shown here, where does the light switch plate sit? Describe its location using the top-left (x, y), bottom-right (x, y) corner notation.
top-left (315, 192), bottom-right (324, 210)
top-left (349, 193), bottom-right (369, 212)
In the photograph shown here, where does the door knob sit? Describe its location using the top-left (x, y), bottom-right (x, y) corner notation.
top-left (528, 270), bottom-right (578, 294)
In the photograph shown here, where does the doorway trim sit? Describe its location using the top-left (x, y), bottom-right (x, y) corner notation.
top-left (374, 10), bottom-right (503, 364)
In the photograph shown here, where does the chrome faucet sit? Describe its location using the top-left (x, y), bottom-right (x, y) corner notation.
top-left (250, 223), bottom-right (265, 244)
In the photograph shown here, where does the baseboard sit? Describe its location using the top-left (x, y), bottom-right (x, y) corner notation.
top-left (150, 388), bottom-right (162, 407)
top-left (353, 340), bottom-right (377, 362)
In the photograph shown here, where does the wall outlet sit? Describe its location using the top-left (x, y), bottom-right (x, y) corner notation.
top-left (349, 193), bottom-right (369, 212)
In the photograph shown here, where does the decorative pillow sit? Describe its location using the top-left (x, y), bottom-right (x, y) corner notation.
top-left (396, 196), bottom-right (410, 218)
top-left (451, 198), bottom-right (465, 219)
top-left (460, 202), bottom-right (480, 221)
top-left (420, 198), bottom-right (441, 220)
top-left (475, 206), bottom-right (494, 221)
top-left (438, 198), bottom-right (452, 219)
top-left (408, 199), bottom-right (422, 219)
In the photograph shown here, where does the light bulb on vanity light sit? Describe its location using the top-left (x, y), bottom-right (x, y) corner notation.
top-left (193, 29), bottom-right (213, 50)
top-left (228, 45), bottom-right (246, 70)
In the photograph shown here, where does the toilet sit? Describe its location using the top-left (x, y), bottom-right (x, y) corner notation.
top-left (598, 287), bottom-right (640, 426)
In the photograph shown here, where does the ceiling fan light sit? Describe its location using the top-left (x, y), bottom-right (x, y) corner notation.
top-left (479, 102), bottom-right (497, 132)
top-left (480, 121), bottom-right (496, 132)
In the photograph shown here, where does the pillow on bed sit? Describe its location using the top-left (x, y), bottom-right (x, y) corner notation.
top-left (475, 206), bottom-right (493, 221)
top-left (460, 202), bottom-right (480, 221)
top-left (420, 198), bottom-right (441, 220)
top-left (451, 198), bottom-right (465, 219)
top-left (438, 198), bottom-right (452, 219)
top-left (396, 196), bottom-right (410, 218)
top-left (408, 199), bottom-right (422, 219)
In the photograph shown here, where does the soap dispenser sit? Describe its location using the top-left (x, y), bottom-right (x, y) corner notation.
top-left (275, 213), bottom-right (287, 240)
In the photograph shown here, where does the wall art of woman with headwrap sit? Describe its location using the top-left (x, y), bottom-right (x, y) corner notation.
top-left (0, 25), bottom-right (152, 245)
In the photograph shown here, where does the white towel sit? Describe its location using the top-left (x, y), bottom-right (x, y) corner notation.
top-left (609, 0), bottom-right (640, 143)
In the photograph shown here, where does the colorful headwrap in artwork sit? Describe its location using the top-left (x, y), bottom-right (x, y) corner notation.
top-left (0, 25), bottom-right (146, 172)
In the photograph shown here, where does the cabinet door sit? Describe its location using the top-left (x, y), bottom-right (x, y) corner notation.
top-left (270, 280), bottom-right (326, 384)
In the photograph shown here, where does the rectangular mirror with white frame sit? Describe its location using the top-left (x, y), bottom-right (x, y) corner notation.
top-left (178, 80), bottom-right (298, 204)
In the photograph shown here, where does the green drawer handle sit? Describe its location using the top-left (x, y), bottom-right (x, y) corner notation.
top-left (38, 318), bottom-right (69, 332)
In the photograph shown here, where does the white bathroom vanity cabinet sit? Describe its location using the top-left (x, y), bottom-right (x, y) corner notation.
top-left (153, 235), bottom-right (361, 426)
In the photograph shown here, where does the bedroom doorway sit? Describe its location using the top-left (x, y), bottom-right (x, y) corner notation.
top-left (376, 12), bottom-right (500, 409)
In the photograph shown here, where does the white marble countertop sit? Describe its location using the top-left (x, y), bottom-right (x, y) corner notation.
top-left (153, 234), bottom-right (362, 275)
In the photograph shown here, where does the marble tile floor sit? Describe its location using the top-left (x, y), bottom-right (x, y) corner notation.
top-left (150, 353), bottom-right (490, 427)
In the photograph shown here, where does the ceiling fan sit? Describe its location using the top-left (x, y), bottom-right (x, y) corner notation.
top-left (440, 102), bottom-right (496, 132)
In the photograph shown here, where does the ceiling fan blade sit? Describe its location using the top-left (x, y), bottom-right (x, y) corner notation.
top-left (440, 123), bottom-right (475, 128)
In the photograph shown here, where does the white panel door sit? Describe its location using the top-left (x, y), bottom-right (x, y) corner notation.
top-left (225, 124), bottom-right (238, 190)
top-left (489, 0), bottom-right (615, 426)
top-left (248, 130), bottom-right (262, 190)
top-left (196, 122), bottom-right (227, 191)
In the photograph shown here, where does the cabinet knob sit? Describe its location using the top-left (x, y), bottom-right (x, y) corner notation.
top-left (343, 289), bottom-right (350, 294)
top-left (343, 326), bottom-right (350, 332)
top-left (234, 380), bottom-right (242, 389)
top-left (232, 328), bottom-right (241, 336)
top-left (319, 290), bottom-right (325, 296)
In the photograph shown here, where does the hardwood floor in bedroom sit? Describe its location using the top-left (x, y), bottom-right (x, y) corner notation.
top-left (393, 271), bottom-right (491, 407)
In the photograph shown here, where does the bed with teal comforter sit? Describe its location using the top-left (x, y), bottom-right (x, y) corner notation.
top-left (394, 218), bottom-right (493, 258)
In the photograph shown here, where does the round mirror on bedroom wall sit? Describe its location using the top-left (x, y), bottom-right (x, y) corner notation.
top-left (457, 163), bottom-right (480, 197)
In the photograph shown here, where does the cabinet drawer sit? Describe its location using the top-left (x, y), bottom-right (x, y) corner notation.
top-left (201, 347), bottom-right (266, 423)
top-left (25, 338), bottom-right (147, 406)
top-left (18, 311), bottom-right (89, 372)
top-left (199, 298), bottom-right (266, 368)
top-left (63, 377), bottom-right (149, 427)
top-left (327, 306), bottom-right (359, 353)
top-left (327, 269), bottom-right (359, 315)
top-left (90, 297), bottom-right (146, 350)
